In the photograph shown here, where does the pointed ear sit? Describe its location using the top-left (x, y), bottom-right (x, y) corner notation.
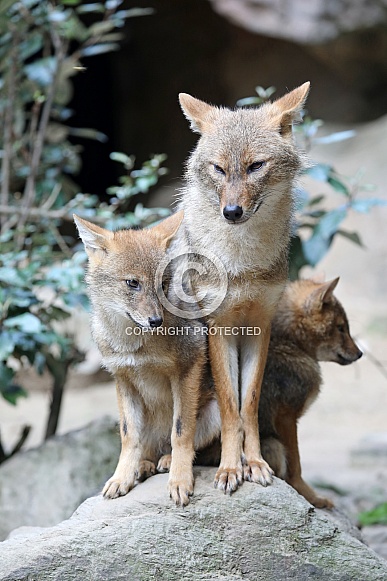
top-left (307, 277), bottom-right (340, 310)
top-left (270, 82), bottom-right (310, 138)
top-left (73, 214), bottom-right (113, 256)
top-left (150, 210), bottom-right (184, 249)
top-left (179, 93), bottom-right (218, 134)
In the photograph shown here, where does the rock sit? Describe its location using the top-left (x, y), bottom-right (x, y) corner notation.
top-left (208, 0), bottom-right (387, 44)
top-left (1, 468), bottom-right (387, 581)
top-left (0, 416), bottom-right (119, 541)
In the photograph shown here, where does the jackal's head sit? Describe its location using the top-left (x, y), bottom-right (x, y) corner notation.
top-left (74, 212), bottom-right (184, 329)
top-left (276, 277), bottom-right (363, 365)
top-left (179, 83), bottom-right (310, 225)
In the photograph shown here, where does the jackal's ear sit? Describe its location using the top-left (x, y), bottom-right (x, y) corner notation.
top-left (73, 214), bottom-right (113, 256)
top-left (179, 93), bottom-right (218, 134)
top-left (307, 277), bottom-right (340, 310)
top-left (270, 82), bottom-right (310, 138)
top-left (150, 210), bottom-right (184, 249)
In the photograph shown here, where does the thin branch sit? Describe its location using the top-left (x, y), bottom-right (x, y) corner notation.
top-left (0, 203), bottom-right (106, 223)
top-left (0, 30), bottom-right (18, 231)
top-left (9, 425), bottom-right (31, 457)
top-left (48, 223), bottom-right (72, 256)
top-left (355, 337), bottom-right (387, 382)
top-left (17, 16), bottom-right (68, 237)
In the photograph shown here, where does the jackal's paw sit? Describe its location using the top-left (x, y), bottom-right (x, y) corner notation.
top-left (135, 460), bottom-right (156, 482)
top-left (157, 454), bottom-right (172, 473)
top-left (311, 495), bottom-right (334, 510)
top-left (102, 474), bottom-right (135, 499)
top-left (214, 466), bottom-right (243, 495)
top-left (243, 458), bottom-right (274, 486)
top-left (168, 474), bottom-right (194, 507)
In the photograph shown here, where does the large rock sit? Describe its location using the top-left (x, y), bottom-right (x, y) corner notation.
top-left (0, 416), bottom-right (119, 541)
top-left (208, 0), bottom-right (387, 44)
top-left (1, 468), bottom-right (387, 581)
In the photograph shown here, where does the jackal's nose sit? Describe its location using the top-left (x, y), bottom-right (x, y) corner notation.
top-left (148, 316), bottom-right (163, 328)
top-left (223, 205), bottom-right (243, 222)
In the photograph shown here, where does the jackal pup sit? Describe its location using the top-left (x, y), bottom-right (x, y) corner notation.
top-left (74, 211), bottom-right (219, 506)
top-left (259, 277), bottom-right (362, 508)
top-left (175, 83), bottom-right (310, 493)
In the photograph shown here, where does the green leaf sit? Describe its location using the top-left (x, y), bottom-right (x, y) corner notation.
top-left (25, 57), bottom-right (57, 87)
top-left (0, 0), bottom-right (16, 15)
top-left (314, 130), bottom-right (356, 145)
top-left (76, 2), bottom-right (104, 13)
top-left (351, 198), bottom-right (387, 213)
top-left (81, 43), bottom-right (120, 57)
top-left (110, 151), bottom-right (134, 166)
top-left (305, 163), bottom-right (332, 182)
top-left (358, 502), bottom-right (387, 526)
top-left (288, 235), bottom-right (309, 280)
top-left (4, 313), bottom-right (43, 333)
top-left (0, 362), bottom-right (14, 388)
top-left (315, 208), bottom-right (347, 239)
top-left (68, 127), bottom-right (108, 142)
top-left (1, 384), bottom-right (28, 406)
top-left (0, 331), bottom-right (16, 360)
top-left (336, 230), bottom-right (364, 247)
top-left (328, 175), bottom-right (349, 196)
top-left (302, 208), bottom-right (347, 266)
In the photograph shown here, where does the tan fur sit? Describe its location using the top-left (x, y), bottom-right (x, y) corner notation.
top-left (74, 212), bottom-right (221, 506)
top-left (175, 83), bottom-right (310, 493)
top-left (259, 278), bottom-right (363, 508)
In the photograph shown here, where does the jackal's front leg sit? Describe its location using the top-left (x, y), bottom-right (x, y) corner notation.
top-left (168, 357), bottom-right (203, 506)
top-left (103, 376), bottom-right (149, 499)
top-left (240, 321), bottom-right (274, 486)
top-left (209, 331), bottom-right (243, 494)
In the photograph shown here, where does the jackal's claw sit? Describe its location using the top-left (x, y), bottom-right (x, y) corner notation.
top-left (214, 466), bottom-right (243, 495)
top-left (135, 460), bottom-right (156, 482)
top-left (243, 459), bottom-right (274, 486)
top-left (168, 476), bottom-right (194, 507)
top-left (157, 454), bottom-right (172, 473)
top-left (102, 475), bottom-right (135, 499)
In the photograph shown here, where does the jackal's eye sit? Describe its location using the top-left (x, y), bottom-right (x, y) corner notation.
top-left (337, 324), bottom-right (345, 333)
top-left (247, 161), bottom-right (265, 173)
top-left (126, 279), bottom-right (141, 290)
top-left (213, 164), bottom-right (226, 175)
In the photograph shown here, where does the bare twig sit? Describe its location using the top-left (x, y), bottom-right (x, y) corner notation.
top-left (0, 30), bottom-right (18, 232)
top-left (17, 13), bottom-right (68, 239)
top-left (355, 337), bottom-right (387, 382)
top-left (49, 223), bottom-right (72, 256)
top-left (0, 204), bottom-right (106, 223)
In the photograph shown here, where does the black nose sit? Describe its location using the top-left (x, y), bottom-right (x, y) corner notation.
top-left (223, 205), bottom-right (243, 222)
top-left (148, 316), bottom-right (163, 328)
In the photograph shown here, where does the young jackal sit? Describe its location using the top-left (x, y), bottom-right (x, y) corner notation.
top-left (74, 211), bottom-right (220, 506)
top-left (175, 83), bottom-right (310, 493)
top-left (259, 277), bottom-right (362, 508)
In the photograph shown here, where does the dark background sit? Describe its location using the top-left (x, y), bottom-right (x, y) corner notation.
top-left (70, 0), bottom-right (387, 206)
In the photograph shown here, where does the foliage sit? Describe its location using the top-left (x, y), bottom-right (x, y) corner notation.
top-left (358, 502), bottom-right (387, 526)
top-left (0, 0), bottom-right (167, 455)
top-left (237, 86), bottom-right (387, 280)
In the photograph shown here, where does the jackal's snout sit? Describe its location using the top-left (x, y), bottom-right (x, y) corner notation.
top-left (223, 205), bottom-right (243, 223)
top-left (148, 315), bottom-right (163, 328)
